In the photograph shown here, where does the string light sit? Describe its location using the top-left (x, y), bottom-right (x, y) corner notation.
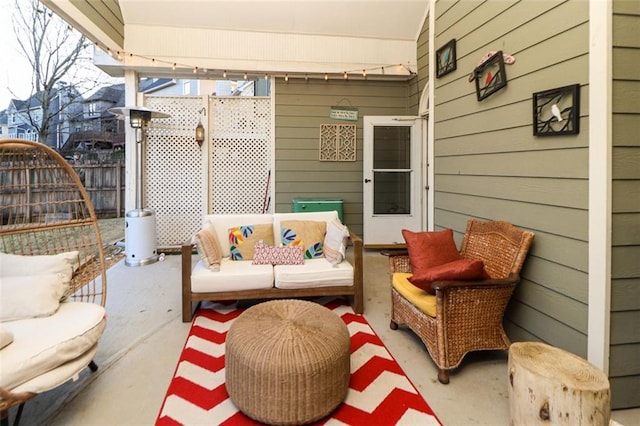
top-left (92, 42), bottom-right (414, 82)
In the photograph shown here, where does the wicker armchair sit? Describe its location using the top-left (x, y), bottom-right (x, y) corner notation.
top-left (0, 139), bottom-right (107, 424)
top-left (387, 219), bottom-right (534, 384)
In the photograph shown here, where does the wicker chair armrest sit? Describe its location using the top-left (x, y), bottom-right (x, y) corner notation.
top-left (432, 273), bottom-right (520, 292)
top-left (380, 250), bottom-right (412, 274)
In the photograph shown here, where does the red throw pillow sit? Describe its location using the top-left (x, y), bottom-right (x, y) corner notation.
top-left (402, 228), bottom-right (462, 278)
top-left (408, 258), bottom-right (490, 294)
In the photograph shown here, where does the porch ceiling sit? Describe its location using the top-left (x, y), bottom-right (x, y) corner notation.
top-left (122, 1), bottom-right (425, 41)
top-left (41, 0), bottom-right (428, 80)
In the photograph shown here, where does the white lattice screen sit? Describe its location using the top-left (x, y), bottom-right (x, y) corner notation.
top-left (141, 95), bottom-right (273, 247)
top-left (144, 96), bottom-right (205, 247)
top-left (209, 97), bottom-right (272, 214)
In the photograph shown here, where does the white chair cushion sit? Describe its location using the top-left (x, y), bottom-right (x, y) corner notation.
top-left (0, 302), bottom-right (106, 391)
top-left (274, 258), bottom-right (353, 289)
top-left (0, 251), bottom-right (80, 295)
top-left (191, 258), bottom-right (274, 293)
top-left (0, 328), bottom-right (13, 349)
top-left (0, 274), bottom-right (66, 321)
top-left (11, 344), bottom-right (98, 395)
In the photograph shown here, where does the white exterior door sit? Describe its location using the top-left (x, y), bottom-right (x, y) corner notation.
top-left (363, 116), bottom-right (423, 246)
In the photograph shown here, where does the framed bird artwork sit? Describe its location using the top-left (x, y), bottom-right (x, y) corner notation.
top-left (436, 39), bottom-right (457, 78)
top-left (532, 84), bottom-right (580, 136)
top-left (474, 51), bottom-right (507, 101)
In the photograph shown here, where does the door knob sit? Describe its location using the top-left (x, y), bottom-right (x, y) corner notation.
top-left (364, 179), bottom-right (371, 183)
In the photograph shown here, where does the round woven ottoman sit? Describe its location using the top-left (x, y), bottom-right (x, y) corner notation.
top-left (225, 299), bottom-right (350, 425)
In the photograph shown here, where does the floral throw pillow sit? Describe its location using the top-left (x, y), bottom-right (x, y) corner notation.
top-left (228, 224), bottom-right (274, 260)
top-left (280, 220), bottom-right (326, 259)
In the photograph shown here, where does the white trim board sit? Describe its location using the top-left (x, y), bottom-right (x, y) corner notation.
top-left (587, 0), bottom-right (612, 374)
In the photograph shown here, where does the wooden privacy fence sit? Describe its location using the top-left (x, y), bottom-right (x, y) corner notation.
top-left (71, 162), bottom-right (125, 218)
top-left (0, 160), bottom-right (125, 222)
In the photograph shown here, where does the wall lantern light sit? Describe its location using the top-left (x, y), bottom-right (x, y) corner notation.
top-left (195, 107), bottom-right (206, 147)
top-left (195, 121), bottom-right (205, 147)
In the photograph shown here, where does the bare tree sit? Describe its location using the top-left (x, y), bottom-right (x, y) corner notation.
top-left (11, 0), bottom-right (108, 147)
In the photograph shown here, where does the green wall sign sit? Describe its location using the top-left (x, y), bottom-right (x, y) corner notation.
top-left (329, 106), bottom-right (358, 121)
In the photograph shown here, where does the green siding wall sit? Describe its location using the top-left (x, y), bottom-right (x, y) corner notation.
top-left (432, 0), bottom-right (591, 362)
top-left (273, 79), bottom-right (411, 235)
top-left (610, 0), bottom-right (640, 409)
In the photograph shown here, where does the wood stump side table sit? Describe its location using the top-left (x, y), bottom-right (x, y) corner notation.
top-left (225, 299), bottom-right (350, 425)
top-left (508, 342), bottom-right (610, 425)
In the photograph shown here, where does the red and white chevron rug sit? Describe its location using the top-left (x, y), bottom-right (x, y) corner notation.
top-left (156, 298), bottom-right (440, 425)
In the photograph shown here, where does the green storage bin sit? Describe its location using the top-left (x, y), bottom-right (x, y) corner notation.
top-left (292, 198), bottom-right (344, 222)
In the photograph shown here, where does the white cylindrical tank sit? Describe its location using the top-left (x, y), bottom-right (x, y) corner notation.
top-left (125, 208), bottom-right (158, 266)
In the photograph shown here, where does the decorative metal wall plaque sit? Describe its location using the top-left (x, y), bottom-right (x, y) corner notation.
top-left (320, 124), bottom-right (356, 161)
top-left (533, 84), bottom-right (580, 136)
top-left (436, 39), bottom-right (457, 78)
top-left (474, 50), bottom-right (507, 101)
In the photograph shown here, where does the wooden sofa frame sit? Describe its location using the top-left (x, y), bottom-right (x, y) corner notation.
top-left (181, 230), bottom-right (363, 322)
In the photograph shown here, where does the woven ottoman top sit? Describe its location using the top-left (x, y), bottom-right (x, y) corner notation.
top-left (225, 299), bottom-right (350, 425)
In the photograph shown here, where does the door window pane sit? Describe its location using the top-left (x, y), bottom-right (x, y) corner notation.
top-left (373, 172), bottom-right (410, 215)
top-left (373, 126), bottom-right (411, 169)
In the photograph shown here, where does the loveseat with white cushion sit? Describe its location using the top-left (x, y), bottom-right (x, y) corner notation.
top-left (181, 211), bottom-right (363, 321)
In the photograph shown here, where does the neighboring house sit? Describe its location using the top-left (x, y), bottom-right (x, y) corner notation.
top-left (139, 77), bottom-right (267, 96)
top-left (45, 0), bottom-right (640, 409)
top-left (0, 111), bottom-right (9, 138)
top-left (1, 83), bottom-right (126, 156)
top-left (3, 84), bottom-right (83, 149)
top-left (4, 98), bottom-right (41, 142)
top-left (62, 83), bottom-right (125, 154)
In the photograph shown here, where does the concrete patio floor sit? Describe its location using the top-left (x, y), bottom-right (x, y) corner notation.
top-left (7, 249), bottom-right (639, 425)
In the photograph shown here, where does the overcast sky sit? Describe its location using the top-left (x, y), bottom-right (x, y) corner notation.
top-left (0, 0), bottom-right (33, 110)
